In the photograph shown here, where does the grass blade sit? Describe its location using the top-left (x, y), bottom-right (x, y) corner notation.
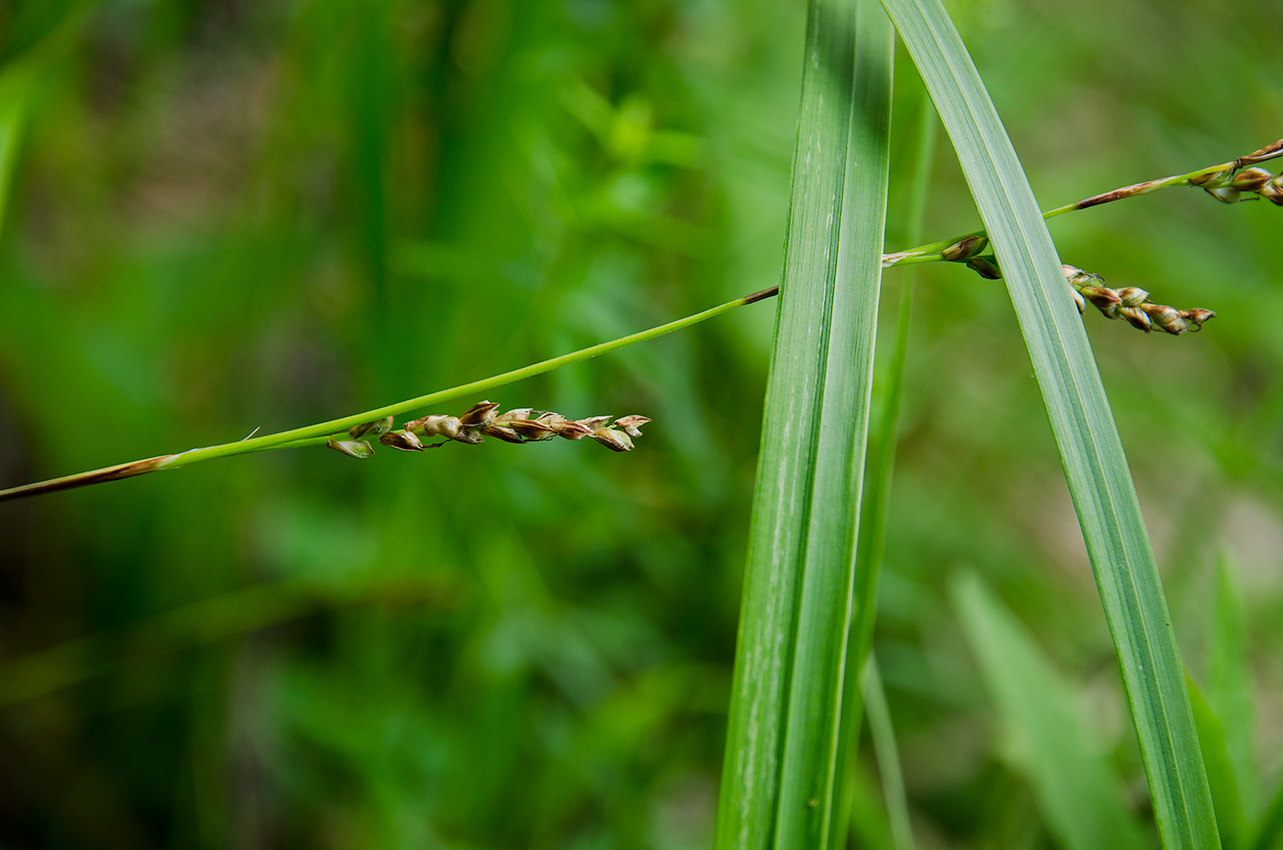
top-left (1249, 779), bottom-right (1283, 850)
top-left (713, 0), bottom-right (893, 848)
top-left (863, 656), bottom-right (917, 850)
top-left (954, 573), bottom-right (1148, 850)
top-left (834, 88), bottom-right (936, 849)
top-left (0, 80), bottom-right (25, 236)
top-left (879, 1), bottom-right (1219, 846)
top-left (846, 86), bottom-right (938, 685)
top-left (1208, 556), bottom-right (1256, 825)
top-left (1188, 673), bottom-right (1246, 849)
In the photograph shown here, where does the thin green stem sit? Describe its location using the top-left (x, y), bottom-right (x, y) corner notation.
top-left (5, 139), bottom-right (1277, 504)
top-left (0, 287), bottom-right (775, 502)
top-left (883, 137), bottom-right (1283, 268)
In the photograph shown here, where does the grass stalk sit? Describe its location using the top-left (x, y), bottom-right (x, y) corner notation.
top-left (882, 137), bottom-right (1283, 268)
top-left (3, 129), bottom-right (1256, 502)
top-left (0, 287), bottom-right (773, 501)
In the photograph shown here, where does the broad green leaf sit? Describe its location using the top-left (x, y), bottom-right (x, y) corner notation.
top-left (713, 1), bottom-right (893, 849)
top-left (879, 1), bottom-right (1219, 846)
top-left (954, 573), bottom-right (1148, 850)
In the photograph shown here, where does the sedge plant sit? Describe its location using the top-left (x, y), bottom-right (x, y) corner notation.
top-left (3, 4), bottom-right (1281, 850)
top-left (1, 138), bottom-right (1275, 504)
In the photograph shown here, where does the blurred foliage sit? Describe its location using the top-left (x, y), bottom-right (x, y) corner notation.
top-left (0, 0), bottom-right (1281, 848)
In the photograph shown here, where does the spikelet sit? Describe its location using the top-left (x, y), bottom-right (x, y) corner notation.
top-left (328, 405), bottom-right (652, 459)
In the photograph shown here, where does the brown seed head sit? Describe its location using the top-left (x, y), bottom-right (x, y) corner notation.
top-left (613, 415), bottom-right (651, 438)
top-left (589, 427), bottom-right (635, 452)
top-left (1141, 303), bottom-right (1187, 335)
top-left (536, 412), bottom-right (593, 440)
top-left (1115, 286), bottom-right (1150, 307)
top-left (1231, 167), bottom-right (1274, 191)
top-left (1260, 175), bottom-right (1283, 205)
top-left (1078, 285), bottom-right (1122, 317)
top-left (941, 236), bottom-right (989, 262)
top-left (482, 424), bottom-right (526, 444)
top-left (494, 408), bottom-right (557, 441)
top-left (379, 430), bottom-right (425, 451)
top-left (404, 414), bottom-right (462, 439)
top-left (458, 401), bottom-right (500, 428)
top-left (1179, 308), bottom-right (1215, 329)
top-left (1118, 307), bottom-right (1153, 332)
top-left (1070, 288), bottom-right (1086, 314)
top-left (966, 257), bottom-right (1003, 280)
top-left (1063, 264), bottom-right (1104, 289)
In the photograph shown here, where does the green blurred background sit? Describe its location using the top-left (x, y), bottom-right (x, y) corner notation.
top-left (1, 0), bottom-right (1281, 847)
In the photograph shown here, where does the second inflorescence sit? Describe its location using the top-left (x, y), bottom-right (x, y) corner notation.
top-left (939, 236), bottom-right (1215, 336)
top-left (327, 403), bottom-right (652, 459)
top-left (1191, 165), bottom-right (1283, 205)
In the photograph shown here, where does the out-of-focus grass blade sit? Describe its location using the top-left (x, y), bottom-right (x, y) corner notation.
top-left (1188, 674), bottom-right (1245, 849)
top-left (1208, 556), bottom-right (1256, 825)
top-left (880, 1), bottom-right (1219, 846)
top-left (953, 573), bottom-right (1148, 850)
top-left (863, 656), bottom-right (917, 850)
top-left (1249, 780), bottom-right (1283, 850)
top-left (713, 0), bottom-right (893, 848)
top-left (0, 2), bottom-right (91, 236)
top-left (0, 79), bottom-right (26, 235)
top-left (848, 760), bottom-right (896, 850)
top-left (0, 576), bottom-right (451, 706)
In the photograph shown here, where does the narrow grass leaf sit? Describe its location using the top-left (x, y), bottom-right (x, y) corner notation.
top-left (1249, 779), bottom-right (1283, 850)
top-left (847, 761), bottom-right (897, 850)
top-left (863, 656), bottom-right (917, 850)
top-left (847, 88), bottom-right (938, 684)
top-left (1208, 555), bottom-right (1256, 823)
top-left (954, 572), bottom-right (1148, 850)
top-left (880, 1), bottom-right (1219, 846)
top-left (0, 82), bottom-right (24, 236)
top-left (834, 90), bottom-right (936, 847)
top-left (714, 1), bottom-right (893, 849)
top-left (1188, 673), bottom-right (1246, 849)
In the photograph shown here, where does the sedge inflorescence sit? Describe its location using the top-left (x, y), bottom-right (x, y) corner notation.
top-left (1061, 265), bottom-right (1214, 335)
top-left (939, 237), bottom-right (1215, 336)
top-left (1191, 165), bottom-right (1283, 205)
top-left (327, 402), bottom-right (651, 459)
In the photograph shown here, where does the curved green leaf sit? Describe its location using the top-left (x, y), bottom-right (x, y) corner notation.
top-left (879, 0), bottom-right (1219, 847)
